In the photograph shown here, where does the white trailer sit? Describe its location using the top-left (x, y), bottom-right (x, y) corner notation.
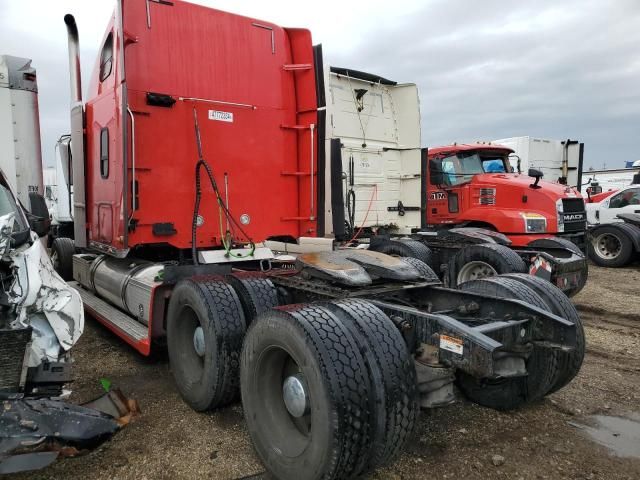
top-left (492, 136), bottom-right (584, 190)
top-left (0, 55), bottom-right (45, 214)
top-left (582, 167), bottom-right (640, 193)
top-left (323, 67), bottom-right (422, 239)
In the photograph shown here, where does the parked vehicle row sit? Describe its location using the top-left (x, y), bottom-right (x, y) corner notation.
top-left (10, 0), bottom-right (633, 477)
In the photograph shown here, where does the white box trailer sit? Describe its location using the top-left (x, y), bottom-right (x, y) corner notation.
top-left (492, 136), bottom-right (585, 190)
top-left (0, 55), bottom-right (45, 213)
top-left (323, 67), bottom-right (422, 238)
top-left (582, 167), bottom-right (640, 192)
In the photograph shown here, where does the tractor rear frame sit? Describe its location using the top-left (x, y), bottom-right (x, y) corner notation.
top-left (69, 248), bottom-right (582, 479)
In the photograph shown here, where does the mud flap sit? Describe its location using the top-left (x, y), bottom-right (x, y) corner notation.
top-left (530, 251), bottom-right (586, 293)
top-left (0, 389), bottom-right (138, 474)
top-left (529, 255), bottom-right (553, 281)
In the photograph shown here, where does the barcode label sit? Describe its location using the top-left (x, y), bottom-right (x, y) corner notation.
top-left (208, 110), bottom-right (234, 123)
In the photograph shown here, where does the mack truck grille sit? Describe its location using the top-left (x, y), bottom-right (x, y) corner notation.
top-left (562, 198), bottom-right (587, 232)
top-left (0, 327), bottom-right (31, 393)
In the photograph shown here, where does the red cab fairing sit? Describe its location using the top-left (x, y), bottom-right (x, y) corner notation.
top-left (84, 0), bottom-right (318, 253)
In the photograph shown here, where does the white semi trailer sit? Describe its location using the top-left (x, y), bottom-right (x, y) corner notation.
top-left (0, 55), bottom-right (47, 216)
top-left (583, 166), bottom-right (640, 193)
top-left (492, 136), bottom-right (585, 190)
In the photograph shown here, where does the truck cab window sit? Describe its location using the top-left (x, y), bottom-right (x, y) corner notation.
top-left (439, 154), bottom-right (484, 186)
top-left (609, 188), bottom-right (640, 208)
top-left (0, 183), bottom-right (30, 246)
top-left (99, 32), bottom-right (113, 82)
top-left (482, 158), bottom-right (508, 173)
top-left (100, 128), bottom-right (109, 178)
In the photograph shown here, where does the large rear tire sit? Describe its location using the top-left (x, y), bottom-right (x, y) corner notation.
top-left (588, 226), bottom-right (634, 267)
top-left (167, 278), bottom-right (246, 411)
top-left (241, 304), bottom-right (375, 480)
top-left (51, 237), bottom-right (75, 281)
top-left (225, 272), bottom-right (279, 325)
top-left (321, 300), bottom-right (418, 470)
top-left (501, 273), bottom-right (585, 393)
top-left (371, 239), bottom-right (433, 266)
top-left (457, 276), bottom-right (559, 410)
top-left (449, 243), bottom-right (527, 287)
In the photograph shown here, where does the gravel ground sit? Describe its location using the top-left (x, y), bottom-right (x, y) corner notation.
top-left (12, 264), bottom-right (640, 480)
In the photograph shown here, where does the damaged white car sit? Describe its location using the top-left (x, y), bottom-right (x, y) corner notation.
top-left (0, 172), bottom-right (83, 396)
top-left (0, 172), bottom-right (136, 475)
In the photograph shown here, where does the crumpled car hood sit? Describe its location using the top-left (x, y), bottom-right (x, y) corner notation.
top-left (0, 213), bottom-right (84, 366)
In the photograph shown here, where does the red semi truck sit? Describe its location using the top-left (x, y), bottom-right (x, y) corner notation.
top-left (371, 143), bottom-right (588, 296)
top-left (51, 1), bottom-right (584, 478)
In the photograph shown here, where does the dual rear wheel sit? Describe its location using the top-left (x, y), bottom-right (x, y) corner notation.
top-left (457, 275), bottom-right (584, 410)
top-left (241, 301), bottom-right (418, 479)
top-left (166, 272), bottom-right (583, 478)
top-left (166, 277), bottom-right (418, 480)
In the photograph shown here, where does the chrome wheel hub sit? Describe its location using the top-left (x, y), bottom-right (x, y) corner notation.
top-left (282, 374), bottom-right (309, 418)
top-left (457, 261), bottom-right (498, 284)
top-left (595, 233), bottom-right (621, 259)
top-left (193, 326), bottom-right (205, 357)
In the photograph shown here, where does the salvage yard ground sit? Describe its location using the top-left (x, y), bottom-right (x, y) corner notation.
top-left (14, 264), bottom-right (640, 480)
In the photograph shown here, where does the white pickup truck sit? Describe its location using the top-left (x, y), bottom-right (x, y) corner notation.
top-left (586, 184), bottom-right (640, 267)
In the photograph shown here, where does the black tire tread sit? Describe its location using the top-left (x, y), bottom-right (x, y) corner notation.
top-left (400, 257), bottom-right (440, 283)
top-left (226, 272), bottom-right (279, 325)
top-left (168, 277), bottom-right (246, 411)
top-left (321, 300), bottom-right (418, 469)
top-left (51, 237), bottom-right (75, 281)
top-left (501, 273), bottom-right (585, 393)
top-left (457, 276), bottom-right (560, 410)
top-left (373, 239), bottom-right (433, 266)
top-left (398, 239), bottom-right (433, 265)
top-left (243, 304), bottom-right (373, 479)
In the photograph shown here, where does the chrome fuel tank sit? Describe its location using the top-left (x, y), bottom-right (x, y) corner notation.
top-left (85, 256), bottom-right (163, 325)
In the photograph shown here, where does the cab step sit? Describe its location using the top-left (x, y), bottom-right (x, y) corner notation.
top-left (69, 282), bottom-right (151, 356)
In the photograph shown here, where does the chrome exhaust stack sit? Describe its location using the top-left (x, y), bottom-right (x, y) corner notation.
top-left (63, 14), bottom-right (87, 247)
top-left (64, 14), bottom-right (82, 106)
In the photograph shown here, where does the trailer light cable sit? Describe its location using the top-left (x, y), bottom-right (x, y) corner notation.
top-left (191, 108), bottom-right (255, 265)
top-left (347, 184), bottom-right (378, 244)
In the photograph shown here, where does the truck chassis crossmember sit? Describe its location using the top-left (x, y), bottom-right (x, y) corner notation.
top-left (269, 271), bottom-right (575, 379)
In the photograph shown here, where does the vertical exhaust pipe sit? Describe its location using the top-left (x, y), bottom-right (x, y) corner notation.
top-left (64, 14), bottom-right (82, 106)
top-left (63, 13), bottom-right (87, 247)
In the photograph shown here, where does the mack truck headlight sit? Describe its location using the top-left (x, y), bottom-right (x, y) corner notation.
top-left (521, 212), bottom-right (547, 233)
top-left (556, 198), bottom-right (565, 232)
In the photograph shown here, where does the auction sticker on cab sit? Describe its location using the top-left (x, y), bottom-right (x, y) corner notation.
top-left (208, 110), bottom-right (234, 122)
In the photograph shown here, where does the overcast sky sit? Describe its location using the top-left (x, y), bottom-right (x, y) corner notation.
top-left (1, 0), bottom-right (638, 170)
